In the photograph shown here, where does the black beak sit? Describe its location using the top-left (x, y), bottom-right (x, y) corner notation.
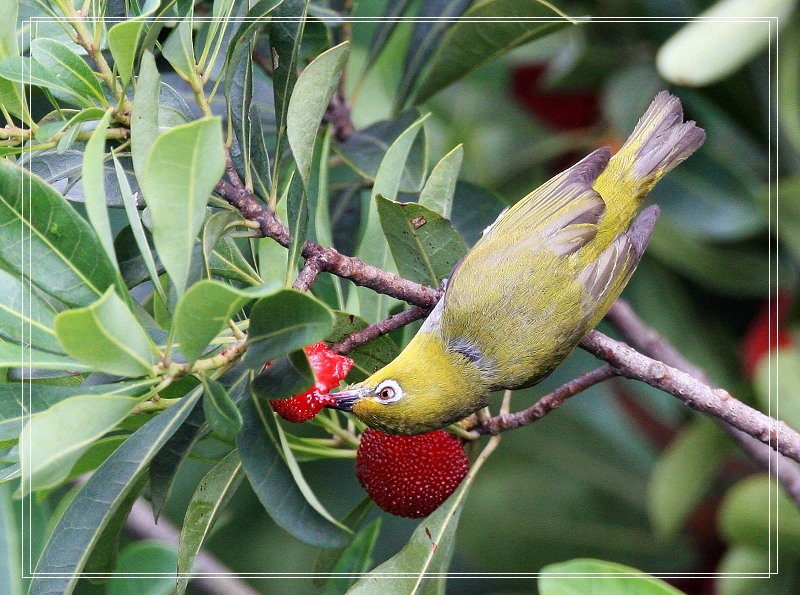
top-left (325, 388), bottom-right (363, 412)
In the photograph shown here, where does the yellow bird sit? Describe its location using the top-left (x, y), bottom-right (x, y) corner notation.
top-left (329, 91), bottom-right (705, 435)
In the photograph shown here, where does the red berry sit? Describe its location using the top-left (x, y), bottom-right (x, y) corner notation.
top-left (270, 342), bottom-right (354, 423)
top-left (355, 428), bottom-right (469, 518)
top-left (741, 293), bottom-right (795, 378)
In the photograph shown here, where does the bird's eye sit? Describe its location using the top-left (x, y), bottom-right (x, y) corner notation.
top-left (374, 380), bottom-right (403, 404)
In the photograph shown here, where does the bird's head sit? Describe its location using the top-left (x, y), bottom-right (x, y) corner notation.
top-left (326, 333), bottom-right (488, 435)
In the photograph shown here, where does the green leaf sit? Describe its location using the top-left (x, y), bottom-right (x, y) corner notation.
top-left (201, 378), bottom-right (242, 440)
top-left (287, 41), bottom-right (349, 187)
top-left (161, 19), bottom-right (197, 83)
top-left (20, 393), bottom-right (142, 494)
top-left (0, 484), bottom-right (23, 595)
top-left (312, 496), bottom-right (375, 582)
top-left (656, 0), bottom-right (796, 87)
top-left (647, 417), bottom-right (730, 539)
top-left (141, 117), bottom-right (226, 297)
top-left (0, 381), bottom-right (148, 447)
top-left (29, 388), bottom-right (201, 595)
top-left (0, 57), bottom-right (95, 109)
top-left (414, 0), bottom-right (574, 105)
top-left (351, 115), bottom-right (428, 320)
top-left (376, 196), bottom-right (468, 288)
top-left (209, 236), bottom-right (262, 285)
top-left (348, 436), bottom-right (499, 593)
top-left (327, 311), bottom-right (399, 383)
top-left (365, 0), bottom-right (413, 72)
top-left (81, 109), bottom-right (119, 271)
top-left (241, 289), bottom-right (334, 368)
top-left (719, 474), bottom-right (800, 551)
top-left (716, 546), bottom-right (773, 595)
top-left (322, 518), bottom-right (382, 595)
top-left (108, 541), bottom-right (178, 595)
top-left (754, 346), bottom-right (800, 432)
top-left (109, 21), bottom-right (145, 87)
top-left (270, 0), bottom-right (310, 184)
top-left (176, 450), bottom-right (243, 595)
top-left (418, 144), bottom-right (463, 219)
top-left (539, 559), bottom-right (685, 594)
top-left (34, 107), bottom-right (106, 143)
top-left (236, 398), bottom-right (350, 548)
top-left (0, 159), bottom-right (118, 307)
top-left (0, 1), bottom-right (26, 124)
top-left (173, 279), bottom-right (279, 365)
top-left (0, 342), bottom-right (90, 373)
top-left (131, 50), bottom-right (160, 182)
top-left (54, 287), bottom-right (155, 377)
top-left (395, 0), bottom-right (472, 111)
top-left (780, 18), bottom-right (800, 155)
top-left (334, 109), bottom-right (428, 194)
top-left (30, 38), bottom-right (106, 106)
top-left (0, 268), bottom-right (60, 354)
top-left (285, 171), bottom-right (308, 282)
top-left (251, 349), bottom-right (314, 400)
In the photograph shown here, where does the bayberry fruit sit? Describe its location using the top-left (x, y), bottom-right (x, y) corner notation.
top-left (270, 342), bottom-right (354, 423)
top-left (355, 428), bottom-right (469, 518)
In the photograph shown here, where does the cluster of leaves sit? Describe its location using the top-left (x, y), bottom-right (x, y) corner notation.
top-left (0, 0), bottom-right (799, 594)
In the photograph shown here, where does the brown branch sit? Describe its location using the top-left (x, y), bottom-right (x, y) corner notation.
top-left (477, 365), bottom-right (617, 435)
top-left (292, 256), bottom-right (323, 292)
top-left (330, 306), bottom-right (429, 355)
top-left (214, 179), bottom-right (441, 309)
top-left (580, 330), bottom-right (800, 465)
top-left (125, 499), bottom-right (260, 595)
top-left (606, 300), bottom-right (800, 505)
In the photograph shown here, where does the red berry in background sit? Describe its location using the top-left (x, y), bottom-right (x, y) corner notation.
top-left (355, 428), bottom-right (469, 518)
top-left (270, 342), bottom-right (354, 423)
top-left (741, 293), bottom-right (795, 378)
top-left (511, 64), bottom-right (599, 131)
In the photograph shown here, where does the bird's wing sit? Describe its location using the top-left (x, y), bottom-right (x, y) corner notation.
top-left (479, 147), bottom-right (611, 257)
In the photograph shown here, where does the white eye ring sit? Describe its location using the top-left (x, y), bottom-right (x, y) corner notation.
top-left (375, 380), bottom-right (403, 404)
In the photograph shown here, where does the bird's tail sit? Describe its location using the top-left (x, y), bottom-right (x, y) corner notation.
top-left (593, 91), bottom-right (705, 243)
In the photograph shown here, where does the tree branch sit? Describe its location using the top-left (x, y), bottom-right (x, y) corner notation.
top-left (580, 330), bottom-right (800, 465)
top-left (330, 306), bottom-right (429, 355)
top-left (606, 300), bottom-right (800, 504)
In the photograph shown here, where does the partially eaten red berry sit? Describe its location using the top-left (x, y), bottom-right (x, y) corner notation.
top-left (270, 342), bottom-right (354, 423)
top-left (355, 428), bottom-right (469, 518)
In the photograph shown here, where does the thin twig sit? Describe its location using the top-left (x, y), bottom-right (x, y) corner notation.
top-left (124, 499), bottom-right (260, 595)
top-left (606, 300), bottom-right (800, 505)
top-left (293, 256), bottom-right (323, 291)
top-left (214, 179), bottom-right (441, 309)
top-left (477, 365), bottom-right (617, 435)
top-left (580, 330), bottom-right (800, 465)
top-left (330, 306), bottom-right (429, 355)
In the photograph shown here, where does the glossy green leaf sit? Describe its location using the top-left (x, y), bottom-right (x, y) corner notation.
top-left (334, 109), bottom-right (428, 194)
top-left (0, 1), bottom-right (25, 123)
top-left (0, 159), bottom-right (117, 307)
top-left (209, 237), bottom-right (262, 285)
top-left (377, 196), bottom-right (468, 288)
top-left (322, 518), bottom-right (381, 595)
top-left (251, 349), bottom-right (314, 400)
top-left (21, 393), bottom-right (141, 494)
top-left (236, 398), bottom-right (350, 547)
top-left (176, 450), bottom-right (243, 594)
top-left (34, 107), bottom-right (106, 143)
top-left (109, 21), bottom-right (145, 87)
top-left (223, 0), bottom-right (285, 68)
top-left (648, 417), bottom-right (730, 539)
top-left (718, 475), bottom-right (800, 551)
top-left (327, 311), bottom-right (399, 383)
top-left (82, 109), bottom-right (119, 271)
top-left (54, 287), bottom-right (155, 377)
top-left (414, 0), bottom-right (574, 105)
top-left (141, 117), bottom-right (226, 296)
top-left (418, 144), bottom-right (463, 219)
top-left (287, 41), bottom-right (349, 187)
top-left (108, 541), bottom-right (178, 595)
top-left (450, 180), bottom-right (506, 246)
top-left (656, 0), bottom-right (796, 87)
top-left (365, 0), bottom-right (413, 72)
top-left (173, 280), bottom-right (278, 365)
top-left (241, 289), bottom-right (334, 368)
top-left (539, 559), bottom-right (684, 594)
top-left (780, 18), bottom-right (800, 155)
top-left (352, 114), bottom-right (428, 322)
top-left (0, 57), bottom-right (94, 109)
top-left (201, 378), bottom-right (242, 440)
top-left (312, 496), bottom-right (375, 582)
top-left (29, 388), bottom-right (201, 595)
top-left (285, 172), bottom-right (308, 282)
top-left (161, 19), bottom-right (197, 83)
top-left (395, 0), bottom-right (472, 111)
top-left (349, 436), bottom-right (499, 593)
top-left (0, 342), bottom-right (90, 373)
top-left (0, 483), bottom-right (22, 595)
top-left (201, 210), bottom-right (243, 277)
top-left (270, 0), bottom-right (310, 184)
top-left (131, 50), bottom-right (160, 182)
top-left (30, 38), bottom-right (106, 106)
top-left (0, 268), bottom-right (60, 353)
